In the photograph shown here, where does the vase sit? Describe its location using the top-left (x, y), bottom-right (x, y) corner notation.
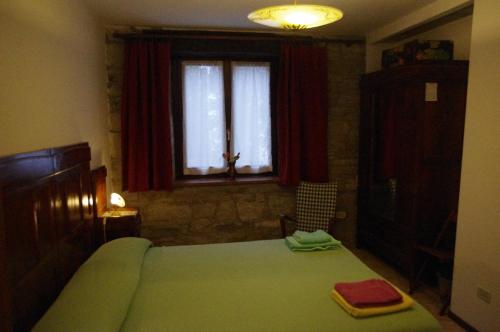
top-left (227, 162), bottom-right (237, 180)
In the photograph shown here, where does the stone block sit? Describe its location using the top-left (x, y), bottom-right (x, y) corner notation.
top-left (343, 177), bottom-right (358, 192)
top-left (169, 190), bottom-right (198, 204)
top-left (213, 224), bottom-right (254, 243)
top-left (234, 193), bottom-right (256, 203)
top-left (215, 200), bottom-right (238, 224)
top-left (141, 201), bottom-right (192, 224)
top-left (139, 191), bottom-right (171, 203)
top-left (110, 178), bottom-right (122, 194)
top-left (107, 75), bottom-right (123, 98)
top-left (254, 219), bottom-right (279, 228)
top-left (108, 94), bottom-right (122, 114)
top-left (120, 191), bottom-right (138, 201)
top-left (109, 111), bottom-right (121, 132)
top-left (191, 191), bottom-right (231, 204)
top-left (333, 191), bottom-right (358, 248)
top-left (190, 218), bottom-right (213, 232)
top-left (329, 159), bottom-right (358, 179)
top-left (110, 157), bottom-right (122, 183)
top-left (120, 191), bottom-right (139, 207)
top-left (244, 183), bottom-right (283, 193)
top-left (192, 203), bottom-right (217, 219)
top-left (108, 132), bottom-right (121, 159)
top-left (105, 42), bottom-right (124, 66)
top-left (107, 70), bottom-right (123, 92)
top-left (237, 200), bottom-right (268, 222)
top-left (141, 222), bottom-right (185, 240)
top-left (268, 193), bottom-right (295, 216)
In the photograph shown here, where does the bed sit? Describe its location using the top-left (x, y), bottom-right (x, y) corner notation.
top-left (34, 237), bottom-right (441, 332)
top-left (0, 143), bottom-right (97, 332)
top-left (0, 143), bottom-right (441, 331)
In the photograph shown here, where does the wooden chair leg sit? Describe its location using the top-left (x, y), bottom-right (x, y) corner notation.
top-left (439, 296), bottom-right (451, 316)
top-left (279, 214), bottom-right (296, 238)
top-left (279, 217), bottom-right (286, 238)
top-left (410, 257), bottom-right (430, 294)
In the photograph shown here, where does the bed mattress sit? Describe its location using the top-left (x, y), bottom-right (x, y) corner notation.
top-left (34, 238), bottom-right (441, 332)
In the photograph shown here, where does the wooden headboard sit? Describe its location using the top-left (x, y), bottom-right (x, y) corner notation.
top-left (0, 143), bottom-right (98, 332)
top-left (91, 165), bottom-right (108, 218)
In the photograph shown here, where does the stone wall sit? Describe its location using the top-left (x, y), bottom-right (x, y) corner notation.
top-left (326, 42), bottom-right (365, 247)
top-left (105, 32), bottom-right (364, 247)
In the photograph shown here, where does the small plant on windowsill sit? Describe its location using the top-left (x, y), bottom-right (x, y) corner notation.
top-left (223, 152), bottom-right (240, 180)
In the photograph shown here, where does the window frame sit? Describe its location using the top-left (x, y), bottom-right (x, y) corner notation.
top-left (171, 55), bottom-right (278, 181)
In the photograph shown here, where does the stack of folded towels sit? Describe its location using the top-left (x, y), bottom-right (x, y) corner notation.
top-left (285, 230), bottom-right (342, 251)
top-left (331, 279), bottom-right (413, 317)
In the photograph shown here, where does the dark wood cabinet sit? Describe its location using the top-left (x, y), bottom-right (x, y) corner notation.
top-left (96, 209), bottom-right (141, 245)
top-left (357, 61), bottom-right (468, 277)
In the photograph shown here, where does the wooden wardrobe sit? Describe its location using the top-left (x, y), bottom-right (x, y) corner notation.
top-left (357, 61), bottom-right (468, 276)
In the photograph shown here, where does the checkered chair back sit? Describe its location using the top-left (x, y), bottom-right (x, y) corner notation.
top-left (296, 182), bottom-right (338, 232)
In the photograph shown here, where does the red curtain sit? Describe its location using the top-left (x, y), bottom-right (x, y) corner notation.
top-left (121, 40), bottom-right (173, 192)
top-left (277, 44), bottom-right (329, 186)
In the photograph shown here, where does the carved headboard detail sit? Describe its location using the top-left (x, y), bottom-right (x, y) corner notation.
top-left (0, 143), bottom-right (97, 332)
top-left (91, 165), bottom-right (108, 218)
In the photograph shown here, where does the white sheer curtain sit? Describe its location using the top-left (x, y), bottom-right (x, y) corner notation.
top-left (182, 61), bottom-right (226, 175)
top-left (231, 62), bottom-right (272, 173)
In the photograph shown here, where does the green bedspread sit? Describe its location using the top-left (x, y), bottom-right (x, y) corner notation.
top-left (122, 239), bottom-right (441, 332)
top-left (33, 238), bottom-right (151, 332)
top-left (34, 238), bottom-right (441, 332)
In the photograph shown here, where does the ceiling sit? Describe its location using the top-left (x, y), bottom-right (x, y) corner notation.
top-left (84, 0), bottom-right (437, 38)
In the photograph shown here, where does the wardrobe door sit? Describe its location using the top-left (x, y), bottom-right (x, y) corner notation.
top-left (417, 78), bottom-right (468, 245)
top-left (357, 84), bottom-right (376, 244)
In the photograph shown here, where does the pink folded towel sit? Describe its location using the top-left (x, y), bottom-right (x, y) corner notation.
top-left (334, 279), bottom-right (403, 308)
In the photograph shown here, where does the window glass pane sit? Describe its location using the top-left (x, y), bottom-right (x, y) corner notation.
top-left (182, 61), bottom-right (226, 175)
top-left (231, 62), bottom-right (272, 174)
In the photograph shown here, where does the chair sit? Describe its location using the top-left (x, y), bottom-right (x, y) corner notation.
top-left (280, 181), bottom-right (338, 237)
top-left (409, 210), bottom-right (457, 315)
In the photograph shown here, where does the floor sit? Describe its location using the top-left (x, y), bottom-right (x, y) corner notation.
top-left (351, 248), bottom-right (465, 332)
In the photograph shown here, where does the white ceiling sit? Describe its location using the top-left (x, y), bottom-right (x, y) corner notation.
top-left (84, 0), bottom-right (437, 38)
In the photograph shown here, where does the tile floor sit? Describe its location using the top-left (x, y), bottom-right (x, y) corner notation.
top-left (351, 248), bottom-right (465, 332)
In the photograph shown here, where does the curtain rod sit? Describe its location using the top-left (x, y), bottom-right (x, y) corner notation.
top-left (111, 30), bottom-right (364, 45)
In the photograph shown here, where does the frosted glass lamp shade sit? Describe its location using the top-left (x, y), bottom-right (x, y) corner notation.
top-left (248, 5), bottom-right (343, 30)
top-left (110, 193), bottom-right (126, 208)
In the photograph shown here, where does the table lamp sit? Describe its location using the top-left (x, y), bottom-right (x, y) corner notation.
top-left (110, 192), bottom-right (125, 216)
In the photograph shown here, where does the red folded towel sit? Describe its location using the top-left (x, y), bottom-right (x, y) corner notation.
top-left (334, 279), bottom-right (403, 308)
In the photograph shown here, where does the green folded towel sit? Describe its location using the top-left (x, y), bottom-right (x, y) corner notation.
top-left (293, 230), bottom-right (333, 244)
top-left (285, 236), bottom-right (342, 252)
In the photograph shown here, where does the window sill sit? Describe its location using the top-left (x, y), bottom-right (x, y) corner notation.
top-left (174, 176), bottom-right (279, 188)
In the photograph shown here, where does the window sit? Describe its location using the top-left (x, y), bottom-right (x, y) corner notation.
top-left (174, 59), bottom-right (276, 179)
top-left (182, 61), bottom-right (226, 175)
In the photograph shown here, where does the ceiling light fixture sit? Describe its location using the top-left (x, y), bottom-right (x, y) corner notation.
top-left (248, 1), bottom-right (343, 30)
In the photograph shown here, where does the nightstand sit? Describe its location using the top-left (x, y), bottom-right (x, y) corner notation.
top-left (97, 209), bottom-right (142, 244)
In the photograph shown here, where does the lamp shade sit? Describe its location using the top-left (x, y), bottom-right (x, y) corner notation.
top-left (110, 193), bottom-right (126, 208)
top-left (248, 4), bottom-right (343, 30)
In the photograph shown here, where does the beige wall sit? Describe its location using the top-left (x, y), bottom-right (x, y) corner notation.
top-left (451, 0), bottom-right (500, 330)
top-left (366, 15), bottom-right (472, 73)
top-left (0, 0), bottom-right (108, 168)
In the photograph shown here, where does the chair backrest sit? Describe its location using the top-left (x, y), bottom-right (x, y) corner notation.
top-left (296, 181), bottom-right (338, 232)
